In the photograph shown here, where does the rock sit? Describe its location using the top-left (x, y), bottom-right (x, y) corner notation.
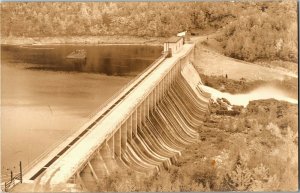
top-left (216, 98), bottom-right (222, 105)
top-left (244, 119), bottom-right (251, 128)
top-left (220, 102), bottom-right (228, 110)
top-left (232, 105), bottom-right (243, 112)
top-left (222, 98), bottom-right (231, 105)
top-left (219, 85), bottom-right (225, 91)
top-left (230, 110), bottom-right (240, 116)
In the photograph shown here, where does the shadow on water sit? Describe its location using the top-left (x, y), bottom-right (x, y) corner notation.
top-left (1, 44), bottom-right (163, 76)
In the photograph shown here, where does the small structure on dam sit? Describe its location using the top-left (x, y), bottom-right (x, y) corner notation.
top-left (12, 37), bottom-right (212, 192)
top-left (163, 36), bottom-right (184, 56)
top-left (177, 31), bottom-right (188, 43)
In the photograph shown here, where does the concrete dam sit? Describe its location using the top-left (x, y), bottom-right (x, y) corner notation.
top-left (15, 39), bottom-right (211, 192)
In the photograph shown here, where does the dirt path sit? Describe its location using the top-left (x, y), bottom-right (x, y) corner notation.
top-left (193, 36), bottom-right (297, 81)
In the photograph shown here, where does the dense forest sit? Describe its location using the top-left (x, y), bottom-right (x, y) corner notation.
top-left (215, 1), bottom-right (298, 62)
top-left (1, 1), bottom-right (297, 62)
top-left (1, 2), bottom-right (239, 37)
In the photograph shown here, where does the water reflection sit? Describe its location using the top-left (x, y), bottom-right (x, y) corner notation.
top-left (1, 44), bottom-right (162, 177)
top-left (1, 44), bottom-right (162, 75)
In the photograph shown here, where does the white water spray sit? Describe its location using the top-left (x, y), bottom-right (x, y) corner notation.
top-left (201, 85), bottom-right (298, 107)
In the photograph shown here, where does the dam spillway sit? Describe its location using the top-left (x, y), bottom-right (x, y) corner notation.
top-left (16, 41), bottom-right (211, 192)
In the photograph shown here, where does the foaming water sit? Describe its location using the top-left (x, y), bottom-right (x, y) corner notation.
top-left (201, 85), bottom-right (298, 106)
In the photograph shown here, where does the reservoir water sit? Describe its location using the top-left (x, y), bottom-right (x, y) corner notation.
top-left (1, 44), bottom-right (162, 177)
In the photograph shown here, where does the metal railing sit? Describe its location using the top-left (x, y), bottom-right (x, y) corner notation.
top-left (86, 53), bottom-right (168, 120)
top-left (3, 173), bottom-right (21, 190)
top-left (73, 52), bottom-right (169, 177)
top-left (21, 128), bottom-right (77, 176)
top-left (1, 162), bottom-right (22, 192)
top-left (21, 53), bottom-right (167, 180)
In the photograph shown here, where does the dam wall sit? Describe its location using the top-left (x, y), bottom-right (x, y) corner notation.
top-left (21, 43), bottom-right (211, 192)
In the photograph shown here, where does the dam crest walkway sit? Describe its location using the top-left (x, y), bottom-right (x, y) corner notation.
top-left (12, 41), bottom-right (211, 192)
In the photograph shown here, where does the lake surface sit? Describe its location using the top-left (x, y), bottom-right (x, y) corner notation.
top-left (2, 44), bottom-right (162, 75)
top-left (1, 44), bottom-right (162, 178)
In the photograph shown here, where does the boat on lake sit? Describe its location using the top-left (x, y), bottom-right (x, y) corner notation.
top-left (66, 49), bottom-right (87, 69)
top-left (66, 49), bottom-right (87, 60)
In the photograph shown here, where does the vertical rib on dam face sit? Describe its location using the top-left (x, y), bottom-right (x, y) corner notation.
top-left (30, 43), bottom-right (211, 192)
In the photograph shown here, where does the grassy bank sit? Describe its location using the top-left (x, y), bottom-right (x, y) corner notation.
top-left (193, 36), bottom-right (298, 83)
top-left (201, 38), bottom-right (298, 74)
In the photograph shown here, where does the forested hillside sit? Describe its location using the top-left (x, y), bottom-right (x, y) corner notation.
top-left (215, 1), bottom-right (298, 62)
top-left (1, 2), bottom-right (238, 37)
top-left (1, 1), bottom-right (297, 62)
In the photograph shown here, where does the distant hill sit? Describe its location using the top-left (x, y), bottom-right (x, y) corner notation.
top-left (1, 1), bottom-right (297, 62)
top-left (1, 2), bottom-right (241, 37)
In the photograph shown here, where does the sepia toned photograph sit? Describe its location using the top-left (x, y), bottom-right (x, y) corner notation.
top-left (0, 1), bottom-right (298, 192)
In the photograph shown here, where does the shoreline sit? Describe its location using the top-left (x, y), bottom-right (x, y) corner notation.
top-left (1, 35), bottom-right (166, 46)
top-left (199, 38), bottom-right (298, 75)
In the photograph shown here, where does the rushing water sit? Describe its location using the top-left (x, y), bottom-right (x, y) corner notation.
top-left (201, 85), bottom-right (298, 106)
top-left (1, 44), bottom-right (162, 177)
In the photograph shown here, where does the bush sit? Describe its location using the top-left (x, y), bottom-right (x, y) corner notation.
top-left (223, 154), bottom-right (281, 191)
top-left (216, 1), bottom-right (297, 62)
